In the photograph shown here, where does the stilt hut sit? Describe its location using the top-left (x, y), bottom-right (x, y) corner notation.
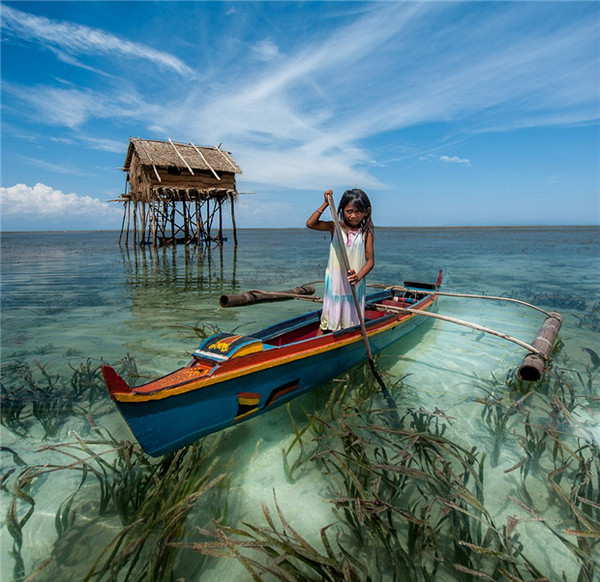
top-left (116, 138), bottom-right (242, 246)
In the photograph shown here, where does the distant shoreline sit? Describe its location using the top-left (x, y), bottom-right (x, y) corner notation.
top-left (1, 225), bottom-right (598, 235)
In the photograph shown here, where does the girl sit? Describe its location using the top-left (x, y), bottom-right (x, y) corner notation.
top-left (306, 188), bottom-right (375, 333)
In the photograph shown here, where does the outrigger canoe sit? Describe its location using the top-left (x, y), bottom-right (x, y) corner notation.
top-left (102, 274), bottom-right (442, 456)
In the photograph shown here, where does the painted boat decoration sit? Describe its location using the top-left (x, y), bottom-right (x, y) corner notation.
top-left (102, 275), bottom-right (442, 456)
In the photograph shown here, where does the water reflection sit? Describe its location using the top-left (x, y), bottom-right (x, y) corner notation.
top-left (120, 239), bottom-right (238, 292)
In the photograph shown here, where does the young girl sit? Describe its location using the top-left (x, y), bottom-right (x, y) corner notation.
top-left (306, 188), bottom-right (375, 333)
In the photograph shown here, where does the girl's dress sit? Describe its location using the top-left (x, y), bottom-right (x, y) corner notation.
top-left (320, 228), bottom-right (366, 332)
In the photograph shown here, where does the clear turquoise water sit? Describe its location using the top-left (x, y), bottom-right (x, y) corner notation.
top-left (1, 227), bottom-right (599, 580)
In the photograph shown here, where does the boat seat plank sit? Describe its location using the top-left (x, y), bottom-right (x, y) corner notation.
top-left (379, 298), bottom-right (415, 308)
top-left (193, 333), bottom-right (264, 362)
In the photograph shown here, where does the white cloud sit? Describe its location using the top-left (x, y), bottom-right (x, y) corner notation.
top-left (80, 135), bottom-right (126, 154)
top-left (5, 83), bottom-right (162, 129)
top-left (237, 145), bottom-right (382, 192)
top-left (2, 2), bottom-right (597, 204)
top-left (440, 155), bottom-right (471, 166)
top-left (156, 2), bottom-right (597, 191)
top-left (20, 156), bottom-right (89, 176)
top-left (1, 4), bottom-right (195, 77)
top-left (0, 183), bottom-right (121, 221)
top-left (251, 40), bottom-right (280, 62)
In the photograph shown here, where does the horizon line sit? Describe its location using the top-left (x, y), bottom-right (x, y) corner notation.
top-left (2, 224), bottom-right (599, 235)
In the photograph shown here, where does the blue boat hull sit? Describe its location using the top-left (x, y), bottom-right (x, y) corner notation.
top-left (104, 285), bottom-right (440, 456)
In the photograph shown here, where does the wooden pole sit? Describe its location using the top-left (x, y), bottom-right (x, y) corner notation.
top-left (374, 301), bottom-right (562, 382)
top-left (409, 289), bottom-right (551, 317)
top-left (190, 142), bottom-right (220, 180)
top-left (161, 201), bottom-right (167, 241)
top-left (433, 291), bottom-right (551, 316)
top-left (206, 198), bottom-right (211, 241)
top-left (326, 194), bottom-right (393, 402)
top-left (151, 201), bottom-right (158, 247)
top-left (170, 201), bottom-right (176, 245)
top-left (119, 200), bottom-right (127, 245)
top-left (218, 198), bottom-right (223, 244)
top-left (230, 192), bottom-right (238, 245)
top-left (133, 202), bottom-right (138, 245)
top-left (125, 200), bottom-right (131, 245)
top-left (198, 199), bottom-right (205, 243)
top-left (168, 138), bottom-right (194, 175)
top-left (215, 144), bottom-right (239, 172)
top-left (195, 199), bottom-right (201, 244)
top-left (183, 200), bottom-right (189, 242)
top-left (140, 202), bottom-right (147, 244)
top-left (136, 140), bottom-right (161, 182)
top-left (220, 285), bottom-right (316, 308)
top-left (119, 175), bottom-right (129, 244)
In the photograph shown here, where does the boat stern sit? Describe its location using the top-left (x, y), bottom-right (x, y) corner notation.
top-left (102, 364), bottom-right (132, 397)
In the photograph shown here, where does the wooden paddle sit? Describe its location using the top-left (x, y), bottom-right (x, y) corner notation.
top-left (326, 194), bottom-right (395, 407)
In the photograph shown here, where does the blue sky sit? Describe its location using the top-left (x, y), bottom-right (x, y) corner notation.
top-left (1, 1), bottom-right (598, 231)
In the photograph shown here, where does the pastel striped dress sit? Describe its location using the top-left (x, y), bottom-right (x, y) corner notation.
top-left (320, 228), bottom-right (366, 332)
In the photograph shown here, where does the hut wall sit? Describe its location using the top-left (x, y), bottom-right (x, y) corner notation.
top-left (152, 171), bottom-right (236, 191)
top-left (127, 152), bottom-right (235, 195)
top-left (128, 155), bottom-right (154, 200)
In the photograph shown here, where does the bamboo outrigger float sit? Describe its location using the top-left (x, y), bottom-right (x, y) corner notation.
top-left (518, 311), bottom-right (563, 381)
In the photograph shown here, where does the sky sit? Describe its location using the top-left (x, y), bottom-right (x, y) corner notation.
top-left (1, 0), bottom-right (599, 231)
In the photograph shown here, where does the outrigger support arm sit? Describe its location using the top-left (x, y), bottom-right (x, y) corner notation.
top-left (373, 303), bottom-right (541, 355)
top-left (366, 284), bottom-right (552, 317)
top-left (373, 302), bottom-right (562, 382)
top-left (423, 290), bottom-right (551, 317)
top-left (220, 277), bottom-right (562, 381)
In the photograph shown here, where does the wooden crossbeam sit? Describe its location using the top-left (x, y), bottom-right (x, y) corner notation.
top-left (190, 141), bottom-right (220, 180)
top-left (169, 138), bottom-right (194, 175)
top-left (215, 144), bottom-right (239, 172)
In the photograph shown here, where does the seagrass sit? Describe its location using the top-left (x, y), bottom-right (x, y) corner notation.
top-left (2, 345), bottom-right (599, 581)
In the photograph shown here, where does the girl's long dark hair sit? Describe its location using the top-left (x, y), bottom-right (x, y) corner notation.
top-left (338, 188), bottom-right (373, 232)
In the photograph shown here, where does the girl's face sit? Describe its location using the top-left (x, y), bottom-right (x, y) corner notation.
top-left (343, 202), bottom-right (368, 229)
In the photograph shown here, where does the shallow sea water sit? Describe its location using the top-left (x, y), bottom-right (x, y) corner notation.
top-left (1, 227), bottom-right (598, 580)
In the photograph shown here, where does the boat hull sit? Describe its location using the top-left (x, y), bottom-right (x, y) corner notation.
top-left (104, 286), bottom-right (439, 456)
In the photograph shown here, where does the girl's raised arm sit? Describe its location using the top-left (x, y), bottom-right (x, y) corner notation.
top-left (306, 190), bottom-right (334, 233)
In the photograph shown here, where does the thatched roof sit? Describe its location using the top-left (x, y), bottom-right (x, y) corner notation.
top-left (124, 138), bottom-right (242, 175)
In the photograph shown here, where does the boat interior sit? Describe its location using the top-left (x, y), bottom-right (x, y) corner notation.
top-left (191, 283), bottom-right (437, 361)
top-left (254, 284), bottom-right (436, 348)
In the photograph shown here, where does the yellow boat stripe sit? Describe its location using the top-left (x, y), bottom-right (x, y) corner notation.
top-left (238, 397), bottom-right (260, 406)
top-left (234, 408), bottom-right (259, 422)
